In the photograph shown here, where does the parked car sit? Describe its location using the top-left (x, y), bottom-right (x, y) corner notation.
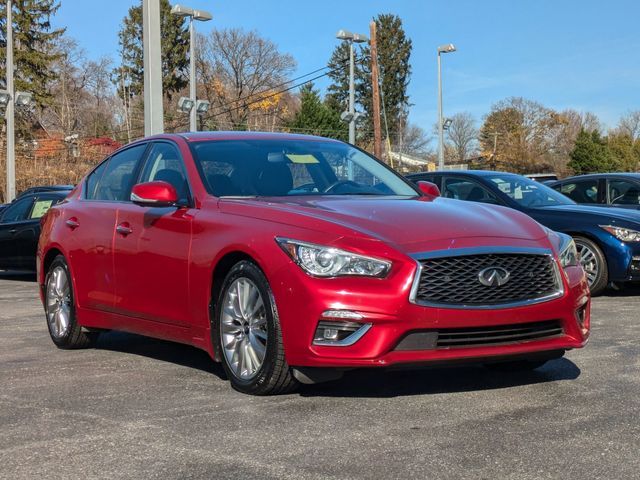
top-left (38, 133), bottom-right (590, 395)
top-left (407, 170), bottom-right (640, 295)
top-left (0, 190), bottom-right (69, 271)
top-left (548, 173), bottom-right (640, 210)
top-left (1, 185), bottom-right (73, 216)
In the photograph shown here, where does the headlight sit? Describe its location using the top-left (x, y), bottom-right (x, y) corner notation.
top-left (600, 225), bottom-right (640, 242)
top-left (558, 232), bottom-right (579, 268)
top-left (276, 238), bottom-right (391, 277)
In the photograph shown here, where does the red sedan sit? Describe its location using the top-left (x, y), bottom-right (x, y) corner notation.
top-left (38, 132), bottom-right (590, 395)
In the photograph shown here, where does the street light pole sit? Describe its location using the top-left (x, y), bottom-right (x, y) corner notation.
top-left (336, 30), bottom-right (368, 146)
top-left (5, 0), bottom-right (15, 202)
top-left (188, 16), bottom-right (197, 131)
top-left (437, 43), bottom-right (456, 170)
top-left (171, 4), bottom-right (212, 132)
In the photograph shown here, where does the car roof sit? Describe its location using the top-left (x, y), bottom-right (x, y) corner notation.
top-left (552, 173), bottom-right (640, 183)
top-left (408, 170), bottom-right (517, 178)
top-left (158, 131), bottom-right (343, 144)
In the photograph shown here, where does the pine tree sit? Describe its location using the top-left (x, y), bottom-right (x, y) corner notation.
top-left (325, 14), bottom-right (412, 144)
top-left (287, 84), bottom-right (347, 141)
top-left (0, 0), bottom-right (65, 106)
top-left (325, 42), bottom-right (353, 113)
top-left (358, 14), bottom-right (412, 137)
top-left (568, 130), bottom-right (616, 174)
top-left (112, 0), bottom-right (189, 100)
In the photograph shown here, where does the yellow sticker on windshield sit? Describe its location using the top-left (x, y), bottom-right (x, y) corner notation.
top-left (285, 154), bottom-right (319, 164)
top-left (30, 200), bottom-right (53, 219)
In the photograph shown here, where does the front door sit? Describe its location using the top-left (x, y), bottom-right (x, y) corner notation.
top-left (113, 141), bottom-right (194, 327)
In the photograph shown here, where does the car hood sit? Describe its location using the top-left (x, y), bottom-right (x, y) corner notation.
top-left (220, 195), bottom-right (549, 247)
top-left (534, 204), bottom-right (640, 224)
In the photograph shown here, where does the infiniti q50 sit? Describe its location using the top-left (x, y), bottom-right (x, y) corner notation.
top-left (38, 132), bottom-right (590, 394)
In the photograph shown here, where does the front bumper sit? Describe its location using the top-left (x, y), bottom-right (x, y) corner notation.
top-left (271, 258), bottom-right (590, 368)
top-left (602, 239), bottom-right (640, 282)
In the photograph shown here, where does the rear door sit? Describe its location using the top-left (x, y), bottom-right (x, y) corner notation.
top-left (0, 196), bottom-right (36, 269)
top-left (113, 141), bottom-right (194, 327)
top-left (65, 144), bottom-right (149, 312)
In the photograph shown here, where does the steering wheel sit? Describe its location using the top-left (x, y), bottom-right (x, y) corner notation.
top-left (323, 180), bottom-right (360, 194)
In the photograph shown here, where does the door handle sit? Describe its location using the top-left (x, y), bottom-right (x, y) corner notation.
top-left (8, 229), bottom-right (17, 235)
top-left (116, 223), bottom-right (133, 236)
top-left (65, 218), bottom-right (80, 230)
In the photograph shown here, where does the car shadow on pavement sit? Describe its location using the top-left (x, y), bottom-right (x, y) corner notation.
top-left (601, 283), bottom-right (640, 298)
top-left (0, 271), bottom-right (37, 282)
top-left (95, 331), bottom-right (227, 380)
top-left (298, 358), bottom-right (581, 398)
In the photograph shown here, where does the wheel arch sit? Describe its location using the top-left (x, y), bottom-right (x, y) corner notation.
top-left (565, 230), bottom-right (611, 280)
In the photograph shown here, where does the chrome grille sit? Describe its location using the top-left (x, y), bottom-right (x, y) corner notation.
top-left (413, 253), bottom-right (561, 307)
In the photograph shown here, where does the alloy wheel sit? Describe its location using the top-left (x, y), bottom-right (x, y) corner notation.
top-left (576, 242), bottom-right (598, 286)
top-left (46, 266), bottom-right (72, 338)
top-left (220, 278), bottom-right (268, 380)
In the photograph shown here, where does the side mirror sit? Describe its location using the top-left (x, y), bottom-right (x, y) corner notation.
top-left (131, 181), bottom-right (178, 207)
top-left (417, 180), bottom-right (441, 197)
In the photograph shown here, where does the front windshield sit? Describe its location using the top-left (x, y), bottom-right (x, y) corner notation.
top-left (488, 174), bottom-right (575, 208)
top-left (190, 139), bottom-right (418, 197)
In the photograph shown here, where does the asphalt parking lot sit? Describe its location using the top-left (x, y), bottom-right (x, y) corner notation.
top-left (1, 273), bottom-right (639, 480)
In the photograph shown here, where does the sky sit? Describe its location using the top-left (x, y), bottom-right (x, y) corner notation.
top-left (52, 0), bottom-right (640, 132)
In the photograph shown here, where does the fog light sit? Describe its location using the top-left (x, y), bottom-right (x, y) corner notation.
top-left (323, 328), bottom-right (340, 340)
top-left (313, 320), bottom-right (371, 346)
top-left (631, 256), bottom-right (640, 273)
top-left (575, 302), bottom-right (590, 336)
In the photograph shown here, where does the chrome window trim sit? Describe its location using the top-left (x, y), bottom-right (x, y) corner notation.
top-left (408, 246), bottom-right (565, 310)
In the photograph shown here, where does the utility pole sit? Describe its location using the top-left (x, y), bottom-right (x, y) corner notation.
top-left (370, 21), bottom-right (382, 159)
top-left (143, 0), bottom-right (164, 136)
top-left (5, 0), bottom-right (15, 201)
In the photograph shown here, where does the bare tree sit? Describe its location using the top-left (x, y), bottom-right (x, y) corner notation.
top-left (445, 112), bottom-right (478, 164)
top-left (196, 28), bottom-right (296, 128)
top-left (399, 122), bottom-right (432, 157)
top-left (479, 97), bottom-right (564, 173)
top-left (617, 110), bottom-right (640, 140)
top-left (541, 109), bottom-right (603, 175)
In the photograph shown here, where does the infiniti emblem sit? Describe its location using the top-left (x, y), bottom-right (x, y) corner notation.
top-left (478, 267), bottom-right (510, 287)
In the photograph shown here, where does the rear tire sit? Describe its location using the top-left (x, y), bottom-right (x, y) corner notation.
top-left (574, 236), bottom-right (608, 296)
top-left (213, 260), bottom-right (298, 395)
top-left (44, 255), bottom-right (98, 349)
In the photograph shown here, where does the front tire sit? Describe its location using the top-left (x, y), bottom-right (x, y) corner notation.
top-left (214, 260), bottom-right (298, 395)
top-left (574, 236), bottom-right (608, 296)
top-left (44, 255), bottom-right (98, 349)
